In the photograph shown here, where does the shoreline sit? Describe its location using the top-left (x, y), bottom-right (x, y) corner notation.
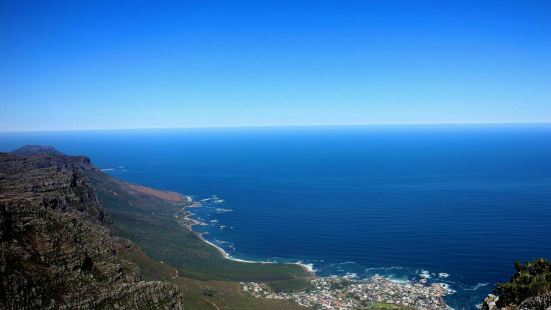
top-left (180, 197), bottom-right (454, 309)
top-left (181, 196), bottom-right (316, 275)
top-left (196, 231), bottom-right (316, 275)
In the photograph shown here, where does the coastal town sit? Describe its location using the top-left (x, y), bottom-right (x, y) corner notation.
top-left (179, 195), bottom-right (452, 310)
top-left (242, 275), bottom-right (451, 310)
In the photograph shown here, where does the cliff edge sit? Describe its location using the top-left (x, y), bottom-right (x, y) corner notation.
top-left (0, 147), bottom-right (185, 309)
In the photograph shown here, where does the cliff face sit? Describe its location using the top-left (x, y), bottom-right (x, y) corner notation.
top-left (0, 148), bottom-right (185, 309)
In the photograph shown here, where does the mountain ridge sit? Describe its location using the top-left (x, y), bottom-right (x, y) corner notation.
top-left (0, 147), bottom-right (185, 309)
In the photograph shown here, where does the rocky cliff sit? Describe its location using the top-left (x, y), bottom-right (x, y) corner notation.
top-left (0, 146), bottom-right (185, 309)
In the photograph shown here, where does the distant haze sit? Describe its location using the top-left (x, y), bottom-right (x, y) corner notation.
top-left (1, 1), bottom-right (550, 132)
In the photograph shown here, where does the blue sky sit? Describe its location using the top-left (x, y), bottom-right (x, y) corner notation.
top-left (1, 1), bottom-right (550, 132)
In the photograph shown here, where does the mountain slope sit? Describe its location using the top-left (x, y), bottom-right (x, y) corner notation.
top-left (89, 169), bottom-right (311, 283)
top-left (0, 150), bottom-right (185, 309)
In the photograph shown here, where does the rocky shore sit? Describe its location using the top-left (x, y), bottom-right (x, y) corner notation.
top-left (178, 190), bottom-right (452, 309)
top-left (176, 199), bottom-right (318, 278)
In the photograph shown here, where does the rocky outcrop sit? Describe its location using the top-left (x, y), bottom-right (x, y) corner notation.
top-left (0, 148), bottom-right (184, 309)
top-left (519, 292), bottom-right (551, 310)
top-left (482, 292), bottom-right (551, 310)
top-left (482, 294), bottom-right (499, 310)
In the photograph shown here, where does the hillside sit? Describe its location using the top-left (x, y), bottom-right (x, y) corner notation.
top-left (89, 169), bottom-right (311, 282)
top-left (0, 147), bottom-right (184, 309)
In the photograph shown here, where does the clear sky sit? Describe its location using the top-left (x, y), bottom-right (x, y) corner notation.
top-left (1, 1), bottom-right (550, 132)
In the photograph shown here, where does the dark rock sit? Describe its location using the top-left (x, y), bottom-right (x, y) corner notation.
top-left (0, 147), bottom-right (185, 309)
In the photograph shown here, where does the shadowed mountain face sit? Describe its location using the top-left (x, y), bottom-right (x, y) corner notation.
top-left (0, 147), bottom-right (185, 309)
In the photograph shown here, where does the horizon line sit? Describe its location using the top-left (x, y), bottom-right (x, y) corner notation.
top-left (1, 121), bottom-right (550, 134)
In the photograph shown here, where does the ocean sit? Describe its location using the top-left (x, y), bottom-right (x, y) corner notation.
top-left (1, 124), bottom-right (550, 309)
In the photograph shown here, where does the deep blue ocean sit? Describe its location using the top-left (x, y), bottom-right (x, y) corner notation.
top-left (2, 124), bottom-right (550, 309)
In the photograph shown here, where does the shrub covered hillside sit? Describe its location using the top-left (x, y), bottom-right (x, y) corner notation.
top-left (491, 258), bottom-right (551, 309)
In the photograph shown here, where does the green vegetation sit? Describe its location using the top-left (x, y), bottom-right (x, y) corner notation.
top-left (120, 245), bottom-right (306, 309)
top-left (171, 276), bottom-right (307, 310)
top-left (363, 302), bottom-right (414, 310)
top-left (89, 170), bottom-right (311, 309)
top-left (90, 170), bottom-right (310, 282)
top-left (494, 258), bottom-right (551, 307)
top-left (267, 278), bottom-right (312, 293)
